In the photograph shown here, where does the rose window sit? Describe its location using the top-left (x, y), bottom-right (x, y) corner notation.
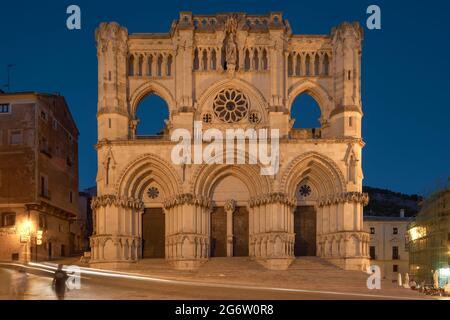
top-left (147, 187), bottom-right (159, 199)
top-left (213, 89), bottom-right (249, 123)
top-left (299, 185), bottom-right (312, 197)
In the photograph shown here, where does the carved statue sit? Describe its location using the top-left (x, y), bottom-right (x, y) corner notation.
top-left (225, 33), bottom-right (237, 66)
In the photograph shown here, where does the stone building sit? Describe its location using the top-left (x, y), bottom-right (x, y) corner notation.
top-left (91, 12), bottom-right (369, 270)
top-left (0, 92), bottom-right (79, 262)
top-left (364, 211), bottom-right (412, 281)
top-left (408, 187), bottom-right (450, 286)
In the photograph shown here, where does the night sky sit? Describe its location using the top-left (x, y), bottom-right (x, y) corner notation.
top-left (1, 0), bottom-right (449, 195)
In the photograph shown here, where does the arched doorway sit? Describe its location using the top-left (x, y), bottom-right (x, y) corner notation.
top-left (209, 175), bottom-right (250, 257)
top-left (142, 207), bottom-right (165, 258)
top-left (294, 182), bottom-right (317, 256)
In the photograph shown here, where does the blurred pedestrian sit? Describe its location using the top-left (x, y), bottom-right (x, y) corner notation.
top-left (52, 264), bottom-right (68, 300)
top-left (10, 267), bottom-right (28, 299)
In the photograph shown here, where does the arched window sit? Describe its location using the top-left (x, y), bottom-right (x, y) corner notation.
top-left (211, 49), bottom-right (217, 70)
top-left (202, 50), bottom-right (208, 70)
top-left (138, 55), bottom-right (143, 76)
top-left (157, 55), bottom-right (163, 77)
top-left (244, 49), bottom-right (250, 70)
top-left (135, 94), bottom-right (170, 137)
top-left (253, 49), bottom-right (259, 71)
top-left (288, 54), bottom-right (293, 76)
top-left (147, 55), bottom-right (153, 76)
top-left (128, 55), bottom-right (134, 76)
top-left (323, 54), bottom-right (330, 76)
top-left (305, 54), bottom-right (311, 76)
top-left (262, 49), bottom-right (268, 70)
top-left (314, 53), bottom-right (320, 76)
top-left (291, 93), bottom-right (321, 129)
top-left (295, 54), bottom-right (301, 76)
top-left (166, 55), bottom-right (173, 76)
top-left (193, 49), bottom-right (199, 70)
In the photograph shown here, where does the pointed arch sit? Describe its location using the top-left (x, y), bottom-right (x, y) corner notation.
top-left (116, 153), bottom-right (182, 199)
top-left (280, 152), bottom-right (346, 198)
top-left (190, 150), bottom-right (272, 198)
top-left (197, 78), bottom-right (268, 113)
top-left (287, 79), bottom-right (333, 117)
top-left (129, 81), bottom-right (176, 117)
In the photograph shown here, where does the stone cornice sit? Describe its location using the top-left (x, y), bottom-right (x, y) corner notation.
top-left (249, 192), bottom-right (296, 208)
top-left (25, 202), bottom-right (77, 219)
top-left (163, 193), bottom-right (212, 209)
top-left (318, 192), bottom-right (369, 207)
top-left (91, 195), bottom-right (144, 210)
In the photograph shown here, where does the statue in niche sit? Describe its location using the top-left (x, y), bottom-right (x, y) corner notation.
top-left (225, 33), bottom-right (237, 66)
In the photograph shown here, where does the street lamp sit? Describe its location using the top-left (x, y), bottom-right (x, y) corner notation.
top-left (19, 219), bottom-right (33, 263)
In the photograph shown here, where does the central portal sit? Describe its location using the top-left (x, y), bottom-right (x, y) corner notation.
top-left (210, 206), bottom-right (249, 257)
top-left (294, 206), bottom-right (317, 256)
top-left (142, 208), bottom-right (165, 258)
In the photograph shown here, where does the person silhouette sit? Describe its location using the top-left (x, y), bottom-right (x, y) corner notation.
top-left (52, 264), bottom-right (68, 300)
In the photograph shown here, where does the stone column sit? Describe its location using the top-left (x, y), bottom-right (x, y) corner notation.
top-left (164, 193), bottom-right (212, 270)
top-left (89, 195), bottom-right (143, 267)
top-left (224, 199), bottom-right (236, 257)
top-left (249, 193), bottom-right (295, 270)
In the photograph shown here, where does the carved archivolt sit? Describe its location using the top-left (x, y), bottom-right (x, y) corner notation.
top-left (280, 151), bottom-right (346, 197)
top-left (115, 153), bottom-right (182, 198)
top-left (91, 194), bottom-right (144, 210)
top-left (163, 193), bottom-right (213, 210)
top-left (128, 80), bottom-right (176, 116)
top-left (249, 192), bottom-right (296, 208)
top-left (318, 192), bottom-right (369, 207)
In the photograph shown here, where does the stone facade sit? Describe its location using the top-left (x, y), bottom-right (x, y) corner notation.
top-left (0, 92), bottom-right (80, 262)
top-left (92, 12), bottom-right (370, 270)
top-left (364, 214), bottom-right (412, 281)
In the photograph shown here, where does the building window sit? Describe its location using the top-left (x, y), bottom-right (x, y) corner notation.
top-left (393, 227), bottom-right (398, 235)
top-left (52, 119), bottom-right (58, 130)
top-left (9, 130), bottom-right (23, 145)
top-left (369, 246), bottom-right (376, 260)
top-left (1, 212), bottom-right (16, 227)
top-left (370, 227), bottom-right (375, 234)
top-left (392, 246), bottom-right (399, 260)
top-left (69, 191), bottom-right (73, 203)
top-left (40, 175), bottom-right (49, 198)
top-left (40, 111), bottom-right (48, 121)
top-left (448, 233), bottom-right (450, 242)
top-left (0, 103), bottom-right (11, 113)
top-left (393, 265), bottom-right (399, 272)
top-left (39, 215), bottom-right (47, 229)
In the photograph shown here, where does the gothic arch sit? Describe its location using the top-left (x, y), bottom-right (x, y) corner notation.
top-left (287, 80), bottom-right (333, 117)
top-left (116, 153), bottom-right (182, 199)
top-left (129, 81), bottom-right (176, 117)
top-left (190, 150), bottom-right (272, 198)
top-left (280, 151), bottom-right (346, 198)
top-left (196, 78), bottom-right (268, 115)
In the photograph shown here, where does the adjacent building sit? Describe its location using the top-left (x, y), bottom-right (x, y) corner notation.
top-left (364, 210), bottom-right (412, 281)
top-left (408, 187), bottom-right (450, 286)
top-left (0, 92), bottom-right (80, 262)
top-left (91, 12), bottom-right (370, 271)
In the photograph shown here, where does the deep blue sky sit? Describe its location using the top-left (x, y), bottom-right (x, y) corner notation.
top-left (1, 0), bottom-right (449, 195)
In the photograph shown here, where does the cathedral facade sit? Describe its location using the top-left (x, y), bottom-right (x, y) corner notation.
top-left (91, 12), bottom-right (370, 271)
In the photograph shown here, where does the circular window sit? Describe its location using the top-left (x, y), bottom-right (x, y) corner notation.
top-left (213, 89), bottom-right (249, 123)
top-left (248, 111), bottom-right (261, 124)
top-left (147, 187), bottom-right (159, 199)
top-left (299, 185), bottom-right (312, 197)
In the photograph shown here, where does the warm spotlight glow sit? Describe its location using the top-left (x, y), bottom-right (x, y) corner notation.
top-left (409, 226), bottom-right (427, 241)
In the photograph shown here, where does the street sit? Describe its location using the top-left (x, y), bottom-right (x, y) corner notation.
top-left (0, 264), bottom-right (428, 300)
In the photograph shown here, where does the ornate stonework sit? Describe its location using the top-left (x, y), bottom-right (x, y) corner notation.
top-left (92, 12), bottom-right (369, 271)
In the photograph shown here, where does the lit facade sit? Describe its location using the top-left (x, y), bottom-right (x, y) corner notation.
top-left (91, 12), bottom-right (369, 271)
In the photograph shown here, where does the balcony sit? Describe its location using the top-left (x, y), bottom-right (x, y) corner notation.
top-left (290, 128), bottom-right (321, 139)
